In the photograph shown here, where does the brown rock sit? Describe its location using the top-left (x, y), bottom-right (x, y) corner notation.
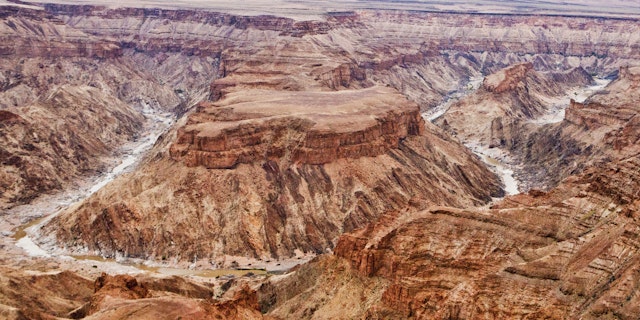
top-left (0, 267), bottom-right (93, 319)
top-left (267, 157), bottom-right (640, 319)
top-left (483, 62), bottom-right (534, 93)
top-left (170, 86), bottom-right (424, 169)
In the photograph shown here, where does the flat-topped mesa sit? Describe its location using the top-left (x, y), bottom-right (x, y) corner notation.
top-left (170, 87), bottom-right (425, 169)
top-left (483, 62), bottom-right (534, 93)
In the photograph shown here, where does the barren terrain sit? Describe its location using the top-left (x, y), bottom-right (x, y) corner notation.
top-left (1, 0), bottom-right (640, 319)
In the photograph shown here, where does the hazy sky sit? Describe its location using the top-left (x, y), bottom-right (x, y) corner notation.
top-left (12, 0), bottom-right (640, 19)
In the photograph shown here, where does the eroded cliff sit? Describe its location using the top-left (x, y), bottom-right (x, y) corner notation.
top-left (262, 155), bottom-right (640, 319)
top-left (43, 88), bottom-right (502, 262)
top-left (170, 87), bottom-right (424, 168)
top-left (3, 3), bottom-right (640, 319)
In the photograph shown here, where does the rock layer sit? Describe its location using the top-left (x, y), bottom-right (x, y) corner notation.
top-left (45, 115), bottom-right (501, 261)
top-left (170, 87), bottom-right (424, 168)
top-left (262, 155), bottom-right (640, 319)
top-left (0, 85), bottom-right (144, 209)
top-left (29, 1), bottom-right (640, 266)
top-left (438, 63), bottom-right (593, 148)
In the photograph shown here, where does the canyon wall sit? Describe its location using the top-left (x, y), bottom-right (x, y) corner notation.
top-left (264, 155), bottom-right (640, 319)
top-left (22, 2), bottom-right (640, 264)
top-left (44, 99), bottom-right (502, 261)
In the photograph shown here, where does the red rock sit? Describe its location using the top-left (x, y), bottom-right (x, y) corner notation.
top-left (171, 87), bottom-right (424, 169)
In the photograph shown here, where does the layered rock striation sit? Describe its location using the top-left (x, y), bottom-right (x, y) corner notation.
top-left (30, 0), bottom-right (640, 266)
top-left (438, 63), bottom-right (593, 148)
top-left (0, 85), bottom-right (144, 209)
top-left (170, 87), bottom-right (424, 168)
top-left (263, 155), bottom-right (640, 319)
top-left (43, 86), bottom-right (502, 262)
top-left (511, 65), bottom-right (640, 190)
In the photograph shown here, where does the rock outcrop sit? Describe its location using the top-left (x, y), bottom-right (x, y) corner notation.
top-left (0, 6), bottom-right (121, 59)
top-left (258, 65), bottom-right (640, 317)
top-left (170, 87), bottom-right (424, 168)
top-left (0, 268), bottom-right (93, 319)
top-left (83, 273), bottom-right (264, 320)
top-left (437, 63), bottom-right (593, 154)
top-left (0, 85), bottom-right (144, 209)
top-left (511, 65), bottom-right (640, 190)
top-left (44, 88), bottom-right (502, 262)
top-left (262, 155), bottom-right (640, 319)
top-left (483, 62), bottom-right (535, 93)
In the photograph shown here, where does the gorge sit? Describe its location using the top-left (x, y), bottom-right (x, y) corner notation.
top-left (1, 1), bottom-right (640, 319)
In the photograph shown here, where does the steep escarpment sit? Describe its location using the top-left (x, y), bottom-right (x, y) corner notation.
top-left (437, 63), bottom-right (593, 147)
top-left (0, 6), bottom-right (120, 59)
top-left (263, 156), bottom-right (640, 319)
top-left (0, 52), bottom-right (217, 209)
top-left (511, 65), bottom-right (640, 190)
top-left (43, 87), bottom-right (502, 262)
top-left (170, 87), bottom-right (424, 168)
top-left (0, 85), bottom-right (144, 209)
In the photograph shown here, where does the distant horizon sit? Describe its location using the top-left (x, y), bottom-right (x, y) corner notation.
top-left (7, 0), bottom-right (640, 19)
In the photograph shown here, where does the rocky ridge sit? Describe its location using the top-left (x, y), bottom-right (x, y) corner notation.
top-left (513, 65), bottom-right (638, 190)
top-left (438, 63), bottom-right (593, 148)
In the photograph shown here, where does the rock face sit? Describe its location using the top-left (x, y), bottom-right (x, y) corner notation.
top-left (170, 87), bottom-right (424, 168)
top-left (0, 6), bottom-right (121, 59)
top-left (483, 62), bottom-right (535, 93)
top-left (24, 0), bottom-right (640, 269)
top-left (0, 85), bottom-right (144, 209)
top-left (4, 3), bottom-right (640, 319)
top-left (45, 93), bottom-right (502, 261)
top-left (0, 266), bottom-right (263, 320)
top-left (262, 155), bottom-right (640, 319)
top-left (0, 6), bottom-right (220, 209)
top-left (83, 273), bottom-right (263, 320)
top-left (258, 63), bottom-right (640, 320)
top-left (509, 65), bottom-right (640, 190)
top-left (438, 63), bottom-right (593, 149)
top-left (0, 268), bottom-right (93, 319)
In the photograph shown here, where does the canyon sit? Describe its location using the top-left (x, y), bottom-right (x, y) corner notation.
top-left (1, 0), bottom-right (640, 319)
